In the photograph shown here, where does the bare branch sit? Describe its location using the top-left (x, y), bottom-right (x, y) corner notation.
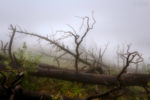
top-left (56, 30), bottom-right (76, 37)
top-left (101, 43), bottom-right (109, 57)
top-left (54, 52), bottom-right (67, 67)
top-left (12, 14), bottom-right (97, 73)
top-left (66, 24), bottom-right (77, 35)
top-left (0, 40), bottom-right (8, 54)
top-left (12, 27), bottom-right (94, 68)
top-left (72, 14), bottom-right (96, 72)
top-left (117, 46), bottom-right (143, 82)
top-left (87, 46), bottom-right (143, 100)
top-left (0, 40), bottom-right (3, 51)
top-left (90, 11), bottom-right (96, 29)
top-left (8, 24), bottom-right (16, 66)
top-left (87, 87), bottom-right (120, 100)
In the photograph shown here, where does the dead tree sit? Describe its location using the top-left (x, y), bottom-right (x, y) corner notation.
top-left (8, 14), bottom-right (109, 73)
top-left (117, 45), bottom-right (143, 82)
top-left (86, 45), bottom-right (143, 100)
top-left (0, 71), bottom-right (24, 100)
top-left (8, 25), bottom-right (17, 67)
top-left (116, 44), bottom-right (126, 68)
top-left (83, 43), bottom-right (109, 74)
top-left (56, 14), bottom-right (96, 72)
top-left (0, 40), bottom-right (8, 54)
top-left (0, 25), bottom-right (21, 68)
top-left (7, 25), bottom-right (25, 68)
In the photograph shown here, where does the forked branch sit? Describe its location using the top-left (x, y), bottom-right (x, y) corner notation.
top-left (87, 45), bottom-right (143, 100)
top-left (117, 45), bottom-right (143, 81)
top-left (10, 14), bottom-right (98, 73)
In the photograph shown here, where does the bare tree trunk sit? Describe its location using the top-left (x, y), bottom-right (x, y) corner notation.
top-left (8, 25), bottom-right (16, 66)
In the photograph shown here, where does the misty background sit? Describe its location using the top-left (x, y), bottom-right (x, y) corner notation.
top-left (0, 0), bottom-right (150, 63)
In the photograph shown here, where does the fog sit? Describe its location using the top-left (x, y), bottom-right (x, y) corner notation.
top-left (0, 0), bottom-right (150, 63)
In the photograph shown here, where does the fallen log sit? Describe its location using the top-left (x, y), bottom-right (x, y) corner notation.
top-left (30, 67), bottom-right (150, 86)
top-left (38, 63), bottom-right (105, 74)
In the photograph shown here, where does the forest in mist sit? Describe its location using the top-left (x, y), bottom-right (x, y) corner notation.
top-left (0, 0), bottom-right (150, 100)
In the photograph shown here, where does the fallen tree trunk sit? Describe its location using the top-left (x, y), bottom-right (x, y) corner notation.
top-left (30, 67), bottom-right (150, 86)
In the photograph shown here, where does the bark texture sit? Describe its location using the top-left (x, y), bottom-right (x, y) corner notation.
top-left (30, 65), bottom-right (150, 86)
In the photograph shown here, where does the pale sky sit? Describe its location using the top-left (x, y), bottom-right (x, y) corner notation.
top-left (0, 0), bottom-right (150, 62)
